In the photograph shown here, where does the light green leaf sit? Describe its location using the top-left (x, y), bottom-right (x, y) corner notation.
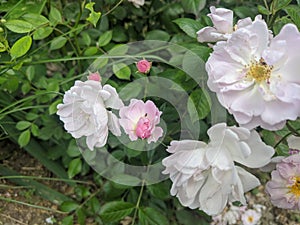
top-left (18, 129), bottom-right (31, 147)
top-left (50, 36), bottom-right (67, 50)
top-left (60, 201), bottom-right (80, 213)
top-left (139, 207), bottom-right (169, 225)
top-left (173, 18), bottom-right (203, 38)
top-left (85, 2), bottom-right (101, 27)
top-left (257, 5), bottom-right (271, 15)
top-left (4, 20), bottom-right (34, 33)
top-left (21, 13), bottom-right (49, 27)
top-left (16, 121), bottom-right (31, 131)
top-left (98, 30), bottom-right (112, 47)
top-left (10, 36), bottom-right (32, 59)
top-left (68, 158), bottom-right (82, 178)
top-left (49, 99), bottom-right (61, 115)
top-left (111, 174), bottom-right (141, 187)
top-left (49, 6), bottom-right (62, 25)
top-left (99, 201), bottom-right (135, 222)
top-left (113, 63), bottom-right (131, 80)
top-left (284, 5), bottom-right (300, 29)
top-left (33, 27), bottom-right (53, 40)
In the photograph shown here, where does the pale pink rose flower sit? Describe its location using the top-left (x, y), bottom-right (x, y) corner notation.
top-left (241, 209), bottom-right (261, 225)
top-left (206, 16), bottom-right (300, 130)
top-left (162, 123), bottom-right (274, 216)
top-left (197, 6), bottom-right (252, 43)
top-left (119, 99), bottom-right (163, 143)
top-left (266, 154), bottom-right (300, 209)
top-left (57, 80), bottom-right (123, 150)
top-left (136, 59), bottom-right (151, 74)
top-left (87, 72), bottom-right (101, 82)
top-left (128, 0), bottom-right (144, 8)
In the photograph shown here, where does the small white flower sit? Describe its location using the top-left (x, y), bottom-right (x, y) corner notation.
top-left (162, 123), bottom-right (274, 215)
top-left (287, 135), bottom-right (300, 150)
top-left (206, 16), bottom-right (300, 130)
top-left (241, 209), bottom-right (261, 225)
top-left (128, 0), bottom-right (145, 8)
top-left (57, 80), bottom-right (124, 150)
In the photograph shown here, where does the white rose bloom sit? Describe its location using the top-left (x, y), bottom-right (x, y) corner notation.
top-left (57, 80), bottom-right (124, 150)
top-left (128, 0), bottom-right (145, 8)
top-left (162, 123), bottom-right (274, 215)
top-left (206, 16), bottom-right (300, 130)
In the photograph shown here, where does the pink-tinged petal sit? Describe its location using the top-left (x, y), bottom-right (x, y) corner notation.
top-left (209, 6), bottom-right (233, 34)
top-left (166, 140), bottom-right (207, 153)
top-left (236, 17), bottom-right (252, 28)
top-left (197, 27), bottom-right (227, 43)
top-left (147, 126), bottom-right (163, 143)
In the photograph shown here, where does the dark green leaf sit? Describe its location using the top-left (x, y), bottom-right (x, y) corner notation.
top-left (61, 215), bottom-right (73, 225)
top-left (10, 36), bottom-right (32, 59)
top-left (181, 0), bottom-right (206, 16)
top-left (257, 5), bottom-right (271, 15)
top-left (33, 27), bottom-right (53, 40)
top-left (284, 5), bottom-right (300, 29)
top-left (147, 182), bottom-right (171, 200)
top-left (99, 201), bottom-right (135, 222)
top-left (188, 88), bottom-right (211, 122)
top-left (145, 30), bottom-right (170, 41)
top-left (173, 18), bottom-right (203, 38)
top-left (139, 207), bottom-right (169, 225)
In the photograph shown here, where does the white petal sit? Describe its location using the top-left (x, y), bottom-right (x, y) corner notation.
top-left (107, 111), bottom-right (121, 136)
top-left (103, 84), bottom-right (124, 109)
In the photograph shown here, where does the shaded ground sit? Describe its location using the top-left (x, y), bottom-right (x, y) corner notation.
top-left (0, 141), bottom-right (65, 225)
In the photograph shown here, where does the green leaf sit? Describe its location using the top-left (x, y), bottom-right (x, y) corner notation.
top-left (67, 139), bottom-right (81, 158)
top-left (49, 99), bottom-right (61, 115)
top-left (99, 201), bottom-right (135, 222)
top-left (18, 129), bottom-right (31, 147)
top-left (113, 63), bottom-right (131, 80)
top-left (21, 81), bottom-right (31, 94)
top-left (4, 20), bottom-right (33, 33)
top-left (272, 0), bottom-right (292, 12)
top-left (60, 201), bottom-right (80, 213)
top-left (173, 18), bottom-right (203, 38)
top-left (139, 207), bottom-right (169, 225)
top-left (16, 121), bottom-right (31, 131)
top-left (76, 208), bottom-right (86, 225)
top-left (10, 36), bottom-right (32, 59)
top-left (147, 182), bottom-right (171, 200)
top-left (21, 13), bottom-right (49, 27)
top-left (257, 5), bottom-right (271, 15)
top-left (188, 88), bottom-right (211, 122)
top-left (181, 0), bottom-right (206, 16)
top-left (145, 30), bottom-right (170, 41)
top-left (85, 2), bottom-right (101, 27)
top-left (49, 6), bottom-right (62, 25)
top-left (31, 124), bottom-right (39, 137)
top-left (50, 36), bottom-right (67, 50)
top-left (26, 65), bottom-right (35, 81)
top-left (284, 5), bottom-right (300, 29)
top-left (68, 158), bottom-right (82, 178)
top-left (33, 27), bottom-right (53, 40)
top-left (61, 215), bottom-right (73, 225)
top-left (111, 174), bottom-right (141, 186)
top-left (98, 30), bottom-right (113, 47)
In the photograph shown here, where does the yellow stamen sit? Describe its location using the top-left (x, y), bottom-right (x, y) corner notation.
top-left (289, 176), bottom-right (300, 197)
top-left (246, 58), bottom-right (273, 83)
top-left (248, 216), bottom-right (254, 223)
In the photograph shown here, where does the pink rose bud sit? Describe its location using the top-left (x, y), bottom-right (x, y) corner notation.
top-left (136, 59), bottom-right (152, 74)
top-left (88, 72), bottom-right (101, 82)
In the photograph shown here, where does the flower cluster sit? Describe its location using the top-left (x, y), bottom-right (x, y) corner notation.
top-left (57, 69), bottom-right (163, 151)
top-left (162, 123), bottom-right (274, 215)
top-left (198, 6), bottom-right (300, 131)
top-left (211, 203), bottom-right (265, 225)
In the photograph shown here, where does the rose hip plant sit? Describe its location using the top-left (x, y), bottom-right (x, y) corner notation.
top-left (0, 0), bottom-right (300, 224)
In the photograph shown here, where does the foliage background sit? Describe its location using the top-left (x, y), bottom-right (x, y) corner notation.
top-left (0, 0), bottom-right (299, 224)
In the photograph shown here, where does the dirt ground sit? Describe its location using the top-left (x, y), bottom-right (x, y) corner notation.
top-left (0, 141), bottom-right (65, 225)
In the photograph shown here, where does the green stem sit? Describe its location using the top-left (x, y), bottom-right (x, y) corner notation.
top-left (103, 0), bottom-right (124, 16)
top-left (287, 121), bottom-right (300, 136)
top-left (131, 180), bottom-right (145, 225)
